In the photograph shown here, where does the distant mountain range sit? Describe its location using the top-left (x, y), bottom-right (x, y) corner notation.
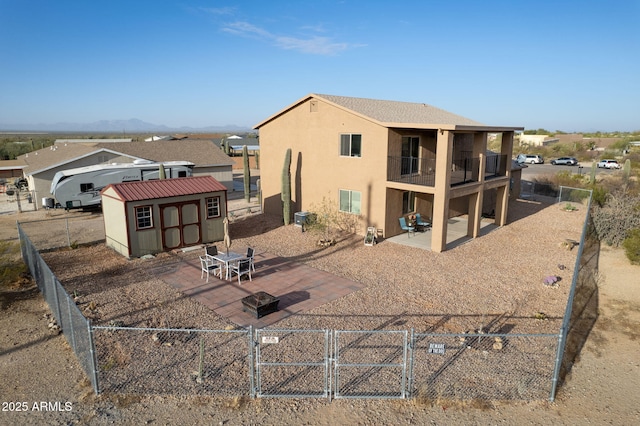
top-left (0, 118), bottom-right (252, 133)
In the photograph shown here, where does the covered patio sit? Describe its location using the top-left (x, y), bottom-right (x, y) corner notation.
top-left (386, 216), bottom-right (499, 250)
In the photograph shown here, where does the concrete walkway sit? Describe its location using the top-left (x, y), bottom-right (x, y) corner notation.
top-left (155, 250), bottom-right (366, 329)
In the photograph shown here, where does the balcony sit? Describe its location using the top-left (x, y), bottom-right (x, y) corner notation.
top-left (387, 156), bottom-right (436, 187)
top-left (387, 154), bottom-right (508, 188)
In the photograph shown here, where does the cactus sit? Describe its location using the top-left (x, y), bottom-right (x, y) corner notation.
top-left (255, 150), bottom-right (260, 170)
top-left (623, 159), bottom-right (631, 181)
top-left (590, 162), bottom-right (597, 185)
top-left (243, 145), bottom-right (250, 202)
top-left (256, 178), bottom-right (261, 207)
top-left (282, 148), bottom-right (292, 225)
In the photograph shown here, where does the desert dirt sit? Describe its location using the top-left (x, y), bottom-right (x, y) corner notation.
top-left (1, 197), bottom-right (639, 425)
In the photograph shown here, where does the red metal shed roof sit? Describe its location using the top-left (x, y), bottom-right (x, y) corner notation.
top-left (103, 176), bottom-right (227, 202)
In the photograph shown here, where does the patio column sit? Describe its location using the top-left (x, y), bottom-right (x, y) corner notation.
top-left (431, 129), bottom-right (454, 252)
top-left (468, 191), bottom-right (482, 238)
top-left (468, 132), bottom-right (487, 237)
top-left (495, 131), bottom-right (514, 226)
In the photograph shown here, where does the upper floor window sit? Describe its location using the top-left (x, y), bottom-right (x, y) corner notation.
top-left (339, 189), bottom-right (361, 214)
top-left (206, 196), bottom-right (221, 219)
top-left (135, 206), bottom-right (153, 229)
top-left (340, 134), bottom-right (362, 157)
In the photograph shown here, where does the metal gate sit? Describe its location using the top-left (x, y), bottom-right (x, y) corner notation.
top-left (255, 329), bottom-right (331, 398)
top-left (334, 330), bottom-right (408, 399)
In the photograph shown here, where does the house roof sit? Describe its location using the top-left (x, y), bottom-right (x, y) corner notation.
top-left (94, 140), bottom-right (234, 167)
top-left (0, 159), bottom-right (28, 170)
top-left (254, 93), bottom-right (523, 132)
top-left (103, 176), bottom-right (227, 202)
top-left (18, 144), bottom-right (137, 176)
top-left (19, 139), bottom-right (234, 176)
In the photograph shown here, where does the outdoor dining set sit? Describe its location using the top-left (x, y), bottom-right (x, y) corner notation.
top-left (199, 245), bottom-right (255, 284)
top-left (399, 213), bottom-right (431, 237)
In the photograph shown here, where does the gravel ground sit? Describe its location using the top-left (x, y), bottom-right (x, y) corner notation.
top-left (39, 198), bottom-right (585, 336)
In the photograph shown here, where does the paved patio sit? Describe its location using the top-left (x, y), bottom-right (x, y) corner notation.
top-left (155, 250), bottom-right (366, 329)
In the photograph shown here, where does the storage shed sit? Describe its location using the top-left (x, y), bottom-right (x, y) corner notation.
top-left (101, 176), bottom-right (227, 258)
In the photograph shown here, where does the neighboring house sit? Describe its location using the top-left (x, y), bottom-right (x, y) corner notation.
top-left (101, 176), bottom-right (228, 258)
top-left (517, 134), bottom-right (559, 147)
top-left (0, 159), bottom-right (27, 180)
top-left (15, 139), bottom-right (234, 209)
top-left (92, 140), bottom-right (234, 189)
top-left (254, 93), bottom-right (523, 252)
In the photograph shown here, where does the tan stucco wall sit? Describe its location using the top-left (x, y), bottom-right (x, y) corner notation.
top-left (259, 98), bottom-right (391, 234)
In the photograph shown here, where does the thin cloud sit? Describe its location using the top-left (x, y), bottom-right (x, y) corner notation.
top-left (200, 7), bottom-right (236, 15)
top-left (222, 21), bottom-right (362, 55)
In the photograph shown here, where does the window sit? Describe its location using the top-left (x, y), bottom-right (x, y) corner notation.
top-left (135, 206), bottom-right (153, 229)
top-left (340, 134), bottom-right (362, 157)
top-left (206, 197), bottom-right (221, 218)
top-left (80, 183), bottom-right (94, 193)
top-left (339, 190), bottom-right (361, 214)
top-left (402, 191), bottom-right (415, 215)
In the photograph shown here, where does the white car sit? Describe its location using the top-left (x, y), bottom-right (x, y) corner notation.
top-left (516, 154), bottom-right (544, 164)
top-left (597, 159), bottom-right (621, 169)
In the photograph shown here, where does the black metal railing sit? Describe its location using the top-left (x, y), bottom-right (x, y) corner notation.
top-left (484, 154), bottom-right (508, 180)
top-left (387, 156), bottom-right (436, 187)
top-left (450, 156), bottom-right (480, 186)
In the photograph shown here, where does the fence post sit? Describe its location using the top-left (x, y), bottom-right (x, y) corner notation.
top-left (66, 292), bottom-right (77, 353)
top-left (248, 325), bottom-right (255, 398)
top-left (407, 328), bottom-right (415, 398)
top-left (87, 321), bottom-right (100, 394)
top-left (66, 218), bottom-right (71, 247)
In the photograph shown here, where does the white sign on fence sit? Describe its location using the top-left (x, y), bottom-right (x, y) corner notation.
top-left (261, 336), bottom-right (279, 344)
top-left (428, 343), bottom-right (445, 354)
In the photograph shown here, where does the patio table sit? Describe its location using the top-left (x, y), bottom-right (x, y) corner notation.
top-left (208, 251), bottom-right (245, 281)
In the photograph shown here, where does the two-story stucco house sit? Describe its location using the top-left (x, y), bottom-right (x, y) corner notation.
top-left (254, 93), bottom-right (524, 252)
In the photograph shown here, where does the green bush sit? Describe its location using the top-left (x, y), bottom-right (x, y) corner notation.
top-left (622, 228), bottom-right (640, 264)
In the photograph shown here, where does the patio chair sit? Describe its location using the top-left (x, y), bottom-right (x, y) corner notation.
top-left (199, 255), bottom-right (222, 282)
top-left (398, 217), bottom-right (415, 238)
top-left (230, 258), bottom-right (252, 284)
top-left (246, 247), bottom-right (255, 271)
top-left (415, 213), bottom-right (431, 231)
top-left (205, 245), bottom-right (218, 257)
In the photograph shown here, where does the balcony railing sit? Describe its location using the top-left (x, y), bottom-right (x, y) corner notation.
top-left (450, 157), bottom-right (480, 186)
top-left (387, 156), bottom-right (436, 187)
top-left (484, 154), bottom-right (508, 180)
top-left (387, 154), bottom-right (508, 188)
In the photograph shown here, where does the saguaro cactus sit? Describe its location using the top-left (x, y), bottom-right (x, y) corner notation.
top-left (590, 162), bottom-right (597, 185)
top-left (282, 148), bottom-right (292, 225)
top-left (243, 145), bottom-right (251, 202)
top-left (623, 159), bottom-right (631, 182)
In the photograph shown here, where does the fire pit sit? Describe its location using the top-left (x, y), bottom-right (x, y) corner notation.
top-left (241, 291), bottom-right (280, 318)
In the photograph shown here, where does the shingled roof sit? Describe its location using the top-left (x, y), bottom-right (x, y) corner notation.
top-left (255, 93), bottom-right (521, 131)
top-left (103, 176), bottom-right (227, 202)
top-left (94, 140), bottom-right (234, 167)
top-left (315, 94), bottom-right (484, 126)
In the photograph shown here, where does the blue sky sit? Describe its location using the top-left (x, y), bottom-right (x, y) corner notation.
top-left (1, 0), bottom-right (638, 132)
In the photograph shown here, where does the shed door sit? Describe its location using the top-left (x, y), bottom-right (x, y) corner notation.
top-left (160, 201), bottom-right (201, 250)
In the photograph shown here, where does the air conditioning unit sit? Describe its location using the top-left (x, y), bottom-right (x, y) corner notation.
top-left (294, 211), bottom-right (310, 227)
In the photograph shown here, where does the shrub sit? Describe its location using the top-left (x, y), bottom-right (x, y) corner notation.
top-left (591, 192), bottom-right (640, 246)
top-left (622, 228), bottom-right (640, 265)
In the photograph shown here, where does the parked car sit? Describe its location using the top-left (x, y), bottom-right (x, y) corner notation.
top-left (516, 154), bottom-right (544, 164)
top-left (551, 157), bottom-right (579, 166)
top-left (597, 159), bottom-right (622, 169)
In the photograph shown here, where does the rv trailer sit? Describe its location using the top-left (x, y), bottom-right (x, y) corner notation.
top-left (50, 160), bottom-right (194, 209)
